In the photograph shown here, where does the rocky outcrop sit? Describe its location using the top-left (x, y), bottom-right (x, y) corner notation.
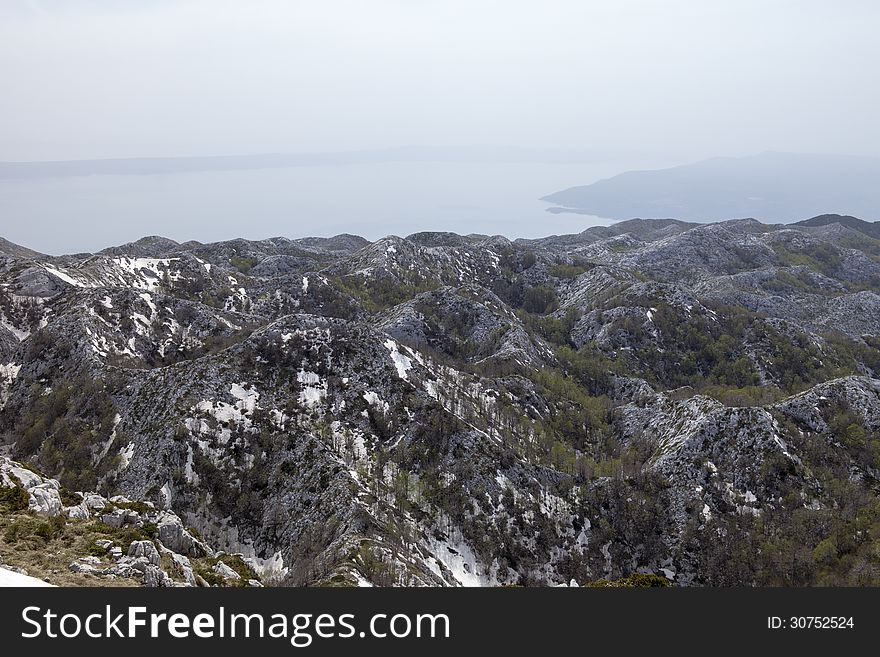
top-left (0, 457), bottom-right (260, 588)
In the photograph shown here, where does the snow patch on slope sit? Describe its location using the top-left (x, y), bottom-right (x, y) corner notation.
top-left (0, 566), bottom-right (54, 587)
top-left (384, 339), bottom-right (412, 380)
top-left (42, 265), bottom-right (91, 288)
top-left (423, 531), bottom-right (493, 587)
top-left (297, 370), bottom-right (327, 407)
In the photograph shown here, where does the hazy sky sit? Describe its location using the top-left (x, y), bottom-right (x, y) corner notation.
top-left (1, 1), bottom-right (879, 254)
top-left (1, 0), bottom-right (878, 162)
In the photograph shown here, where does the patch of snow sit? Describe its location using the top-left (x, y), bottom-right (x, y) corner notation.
top-left (42, 265), bottom-right (90, 288)
top-left (384, 339), bottom-right (412, 380)
top-left (191, 383), bottom-right (263, 440)
top-left (194, 256), bottom-right (212, 273)
top-left (351, 571), bottom-right (374, 587)
top-left (230, 383), bottom-right (259, 412)
top-left (423, 530), bottom-right (492, 587)
top-left (297, 370), bottom-right (327, 407)
top-left (95, 414), bottom-right (121, 464)
top-left (113, 257), bottom-right (179, 291)
top-left (362, 391), bottom-right (389, 413)
top-left (0, 566), bottom-right (54, 587)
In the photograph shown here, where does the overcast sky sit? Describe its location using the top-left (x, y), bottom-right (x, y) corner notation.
top-left (1, 1), bottom-right (879, 254)
top-left (1, 0), bottom-right (878, 163)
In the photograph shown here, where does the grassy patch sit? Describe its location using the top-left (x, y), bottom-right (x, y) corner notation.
top-left (0, 511), bottom-right (141, 586)
top-left (584, 573), bottom-right (671, 588)
top-left (192, 554), bottom-right (260, 587)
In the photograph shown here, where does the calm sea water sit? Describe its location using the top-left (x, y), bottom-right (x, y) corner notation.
top-left (0, 160), bottom-right (654, 254)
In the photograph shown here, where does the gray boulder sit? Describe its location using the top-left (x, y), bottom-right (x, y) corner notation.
top-left (156, 512), bottom-right (211, 557)
top-left (127, 540), bottom-right (161, 567)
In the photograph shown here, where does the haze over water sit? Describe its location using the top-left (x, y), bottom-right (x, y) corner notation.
top-left (1, 159), bottom-right (654, 255)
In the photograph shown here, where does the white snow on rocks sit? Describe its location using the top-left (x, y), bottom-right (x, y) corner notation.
top-left (297, 370), bottom-right (327, 407)
top-left (384, 339), bottom-right (412, 380)
top-left (0, 315), bottom-right (29, 341)
top-left (190, 383), bottom-right (262, 444)
top-left (113, 257), bottom-right (180, 291)
top-left (139, 292), bottom-right (157, 316)
top-left (351, 571), bottom-right (374, 587)
top-left (423, 530), bottom-right (492, 587)
top-left (230, 382), bottom-right (260, 412)
top-left (193, 255), bottom-right (212, 273)
top-left (42, 265), bottom-right (91, 288)
top-left (362, 391), bottom-right (389, 413)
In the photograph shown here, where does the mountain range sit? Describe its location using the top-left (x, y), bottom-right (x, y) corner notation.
top-left (2, 212), bottom-right (880, 586)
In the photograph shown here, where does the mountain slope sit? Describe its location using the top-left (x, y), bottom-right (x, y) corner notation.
top-left (2, 217), bottom-right (880, 586)
top-left (792, 213), bottom-right (880, 238)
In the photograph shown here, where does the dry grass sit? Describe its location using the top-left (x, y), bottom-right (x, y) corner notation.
top-left (0, 510), bottom-right (141, 587)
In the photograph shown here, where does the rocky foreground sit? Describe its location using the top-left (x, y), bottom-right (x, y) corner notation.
top-left (1, 214), bottom-right (880, 586)
top-left (1, 456), bottom-right (263, 586)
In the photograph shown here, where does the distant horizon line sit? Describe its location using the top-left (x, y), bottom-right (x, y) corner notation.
top-left (2, 148), bottom-right (877, 181)
top-left (2, 213), bottom-right (874, 259)
top-left (0, 145), bottom-right (654, 175)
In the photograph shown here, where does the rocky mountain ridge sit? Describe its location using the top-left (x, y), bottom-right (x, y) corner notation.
top-left (2, 214), bottom-right (879, 586)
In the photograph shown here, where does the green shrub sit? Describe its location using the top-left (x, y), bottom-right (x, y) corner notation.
top-left (585, 573), bottom-right (670, 587)
top-left (550, 263), bottom-right (590, 279)
top-left (229, 256), bottom-right (258, 274)
top-left (59, 488), bottom-right (82, 507)
top-left (0, 483), bottom-right (30, 512)
top-left (522, 286), bottom-right (559, 315)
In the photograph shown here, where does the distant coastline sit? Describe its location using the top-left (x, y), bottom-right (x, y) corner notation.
top-left (540, 152), bottom-right (880, 223)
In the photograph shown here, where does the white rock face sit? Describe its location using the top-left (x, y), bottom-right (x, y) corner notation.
top-left (156, 512), bottom-right (211, 557)
top-left (28, 483), bottom-right (63, 516)
top-left (64, 501), bottom-right (90, 520)
top-left (168, 552), bottom-right (197, 587)
top-left (213, 561), bottom-right (241, 580)
top-left (1, 457), bottom-right (63, 516)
